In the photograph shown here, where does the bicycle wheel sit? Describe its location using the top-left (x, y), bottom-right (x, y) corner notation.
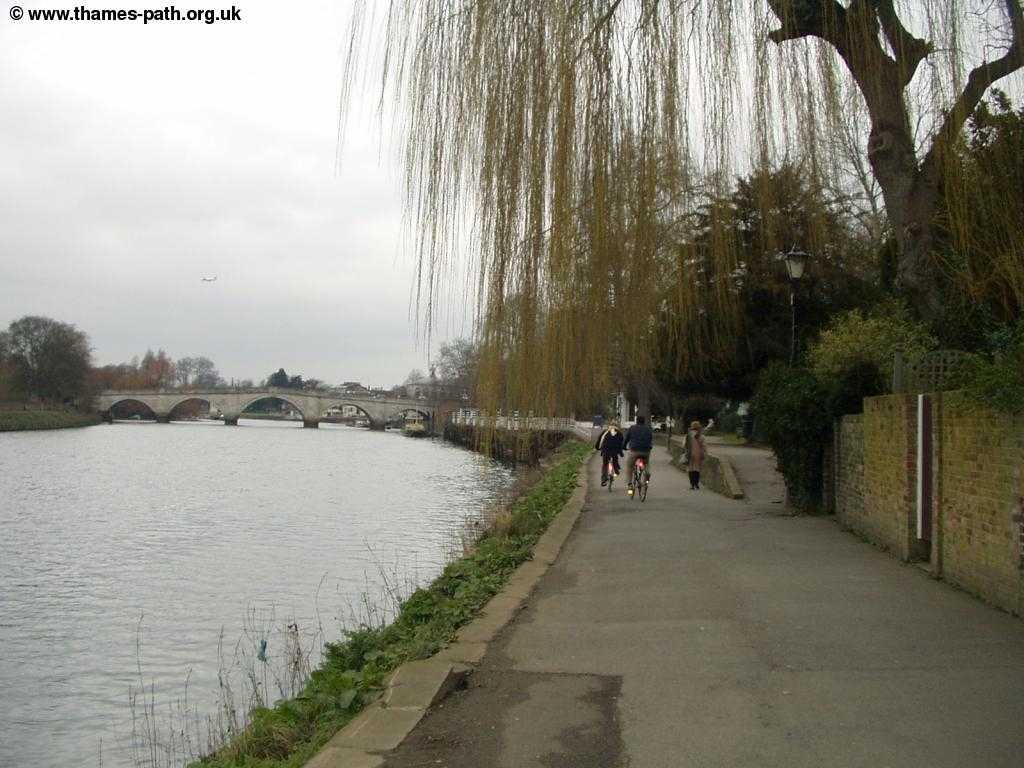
top-left (607, 466), bottom-right (614, 492)
top-left (639, 477), bottom-right (648, 502)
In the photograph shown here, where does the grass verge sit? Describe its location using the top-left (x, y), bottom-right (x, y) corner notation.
top-left (192, 439), bottom-right (590, 767)
top-left (0, 410), bottom-right (101, 431)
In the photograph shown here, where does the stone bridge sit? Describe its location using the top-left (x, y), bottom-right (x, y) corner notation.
top-left (95, 388), bottom-right (447, 430)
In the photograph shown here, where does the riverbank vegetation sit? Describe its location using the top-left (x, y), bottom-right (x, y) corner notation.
top-left (170, 439), bottom-right (589, 768)
top-left (0, 409), bottom-right (101, 432)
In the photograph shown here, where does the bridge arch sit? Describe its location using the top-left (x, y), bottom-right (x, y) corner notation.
top-left (167, 396), bottom-right (213, 420)
top-left (107, 398), bottom-right (159, 421)
top-left (391, 406), bottom-right (433, 422)
top-left (323, 401), bottom-right (378, 425)
top-left (238, 394), bottom-right (307, 419)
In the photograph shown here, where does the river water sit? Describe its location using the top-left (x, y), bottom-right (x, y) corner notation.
top-left (0, 420), bottom-right (513, 767)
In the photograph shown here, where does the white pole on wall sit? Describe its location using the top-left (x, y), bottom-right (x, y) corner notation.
top-left (916, 394), bottom-right (924, 540)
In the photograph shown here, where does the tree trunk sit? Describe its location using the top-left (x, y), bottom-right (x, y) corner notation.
top-left (831, 24), bottom-right (946, 322)
top-left (890, 178), bottom-right (944, 322)
top-left (636, 380), bottom-right (651, 421)
top-left (866, 121), bottom-right (944, 321)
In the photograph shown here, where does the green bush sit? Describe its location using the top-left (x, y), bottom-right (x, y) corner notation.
top-left (824, 360), bottom-right (886, 417)
top-left (753, 355), bottom-right (887, 511)
top-left (808, 298), bottom-right (937, 387)
top-left (752, 363), bottom-right (833, 511)
top-left (953, 320), bottom-right (1024, 414)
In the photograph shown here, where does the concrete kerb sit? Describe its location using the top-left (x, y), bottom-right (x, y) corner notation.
top-left (304, 746), bottom-right (385, 768)
top-left (712, 454), bottom-right (745, 500)
top-left (304, 449), bottom-right (595, 767)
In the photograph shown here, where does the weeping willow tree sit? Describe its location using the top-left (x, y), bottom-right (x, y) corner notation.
top-left (342, 1), bottom-right (1023, 418)
top-left (934, 90), bottom-right (1024, 342)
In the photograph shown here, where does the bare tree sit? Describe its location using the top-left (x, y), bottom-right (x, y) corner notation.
top-left (404, 369), bottom-right (427, 386)
top-left (191, 357), bottom-right (221, 388)
top-left (436, 339), bottom-right (478, 388)
top-left (175, 356), bottom-right (197, 387)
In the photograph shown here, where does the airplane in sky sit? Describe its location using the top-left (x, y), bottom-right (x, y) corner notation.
top-left (200, 276), bottom-right (218, 282)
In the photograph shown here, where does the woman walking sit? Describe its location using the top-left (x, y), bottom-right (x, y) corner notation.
top-left (685, 419), bottom-right (713, 490)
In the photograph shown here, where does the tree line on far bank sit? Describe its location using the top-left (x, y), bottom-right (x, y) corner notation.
top-left (0, 314), bottom-right (482, 413)
top-left (0, 317), bottom-right (232, 410)
top-left (93, 350), bottom-right (226, 390)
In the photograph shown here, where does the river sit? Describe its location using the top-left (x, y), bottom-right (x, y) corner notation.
top-left (0, 420), bottom-right (514, 767)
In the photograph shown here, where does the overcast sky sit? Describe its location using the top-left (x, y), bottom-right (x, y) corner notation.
top-left (0, 1), bottom-right (464, 387)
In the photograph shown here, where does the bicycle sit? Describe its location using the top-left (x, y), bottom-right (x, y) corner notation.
top-left (605, 457), bottom-right (618, 492)
top-left (628, 455), bottom-right (650, 502)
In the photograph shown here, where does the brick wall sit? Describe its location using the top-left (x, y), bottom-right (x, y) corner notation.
top-left (831, 393), bottom-right (1024, 616)
top-left (933, 393), bottom-right (1024, 615)
top-left (860, 395), bottom-right (921, 561)
top-left (835, 415), bottom-right (866, 528)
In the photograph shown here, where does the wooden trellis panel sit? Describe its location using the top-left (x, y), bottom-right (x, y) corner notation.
top-left (893, 350), bottom-right (973, 394)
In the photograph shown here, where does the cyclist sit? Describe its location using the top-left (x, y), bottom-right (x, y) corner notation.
top-left (594, 422), bottom-right (625, 486)
top-left (623, 415), bottom-right (654, 493)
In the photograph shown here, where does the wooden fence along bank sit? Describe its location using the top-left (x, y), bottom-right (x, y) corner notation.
top-left (825, 393), bottom-right (1024, 616)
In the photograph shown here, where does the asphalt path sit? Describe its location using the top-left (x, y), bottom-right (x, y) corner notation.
top-left (383, 446), bottom-right (1024, 768)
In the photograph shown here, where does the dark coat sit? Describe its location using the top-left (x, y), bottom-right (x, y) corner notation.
top-left (623, 423), bottom-right (653, 452)
top-left (595, 429), bottom-right (625, 457)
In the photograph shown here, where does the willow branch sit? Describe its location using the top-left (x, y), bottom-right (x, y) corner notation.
top-left (573, 0), bottom-right (624, 62)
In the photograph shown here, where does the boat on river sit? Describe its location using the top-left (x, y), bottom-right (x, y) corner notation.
top-left (402, 415), bottom-right (429, 437)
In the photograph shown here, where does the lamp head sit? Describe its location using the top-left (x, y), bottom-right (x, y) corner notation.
top-left (784, 248), bottom-right (808, 281)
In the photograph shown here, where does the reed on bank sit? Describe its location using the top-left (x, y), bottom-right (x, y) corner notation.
top-left (183, 438), bottom-right (589, 768)
top-left (0, 410), bottom-right (101, 431)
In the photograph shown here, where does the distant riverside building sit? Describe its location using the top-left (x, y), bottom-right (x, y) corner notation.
top-left (325, 405), bottom-right (360, 417)
top-left (340, 382), bottom-right (370, 396)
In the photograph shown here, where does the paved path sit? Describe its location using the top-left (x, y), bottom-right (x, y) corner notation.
top-left (704, 437), bottom-right (787, 507)
top-left (382, 447), bottom-right (1024, 768)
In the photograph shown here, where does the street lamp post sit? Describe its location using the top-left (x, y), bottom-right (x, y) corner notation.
top-left (783, 248), bottom-right (808, 365)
